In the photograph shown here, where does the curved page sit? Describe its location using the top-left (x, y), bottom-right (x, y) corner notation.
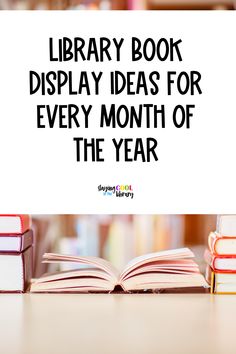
top-left (120, 248), bottom-right (194, 281)
top-left (43, 253), bottom-right (119, 281)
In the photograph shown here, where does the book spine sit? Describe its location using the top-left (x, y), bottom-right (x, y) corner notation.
top-left (210, 269), bottom-right (215, 294)
top-left (21, 229), bottom-right (33, 253)
top-left (22, 246), bottom-right (33, 292)
top-left (19, 215), bottom-right (31, 234)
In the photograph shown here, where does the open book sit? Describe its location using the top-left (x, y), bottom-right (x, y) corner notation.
top-left (30, 248), bottom-right (209, 293)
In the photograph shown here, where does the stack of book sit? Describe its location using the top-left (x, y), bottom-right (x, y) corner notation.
top-left (205, 215), bottom-right (236, 294)
top-left (0, 215), bottom-right (33, 292)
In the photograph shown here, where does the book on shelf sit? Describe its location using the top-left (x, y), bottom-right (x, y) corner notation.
top-left (205, 249), bottom-right (236, 272)
top-left (0, 246), bottom-right (33, 292)
top-left (0, 215), bottom-right (30, 234)
top-left (0, 229), bottom-right (33, 253)
top-left (216, 215), bottom-right (236, 237)
top-left (206, 265), bottom-right (236, 294)
top-left (208, 231), bottom-right (236, 255)
top-left (30, 247), bottom-right (209, 293)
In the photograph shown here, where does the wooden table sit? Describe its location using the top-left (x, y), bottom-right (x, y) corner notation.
top-left (0, 293), bottom-right (235, 354)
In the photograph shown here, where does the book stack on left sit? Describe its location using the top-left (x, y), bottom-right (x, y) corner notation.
top-left (0, 215), bottom-right (33, 293)
top-left (205, 215), bottom-right (236, 294)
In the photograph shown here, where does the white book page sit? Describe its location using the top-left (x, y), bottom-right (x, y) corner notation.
top-left (120, 248), bottom-right (194, 280)
top-left (31, 277), bottom-right (113, 292)
top-left (43, 253), bottom-right (119, 281)
top-left (216, 273), bottom-right (236, 283)
top-left (122, 273), bottom-right (209, 291)
top-left (215, 258), bottom-right (236, 270)
top-left (33, 268), bottom-right (114, 283)
top-left (217, 215), bottom-right (236, 236)
top-left (0, 216), bottom-right (20, 233)
top-left (123, 261), bottom-right (199, 280)
top-left (217, 239), bottom-right (236, 254)
top-left (0, 237), bottom-right (20, 251)
top-left (216, 283), bottom-right (236, 293)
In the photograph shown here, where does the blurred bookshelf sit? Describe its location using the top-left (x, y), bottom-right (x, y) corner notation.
top-left (31, 214), bottom-right (216, 275)
top-left (0, 0), bottom-right (234, 10)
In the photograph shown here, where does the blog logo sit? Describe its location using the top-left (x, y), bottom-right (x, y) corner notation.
top-left (98, 185), bottom-right (134, 199)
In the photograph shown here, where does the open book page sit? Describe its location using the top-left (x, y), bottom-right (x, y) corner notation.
top-left (118, 247), bottom-right (209, 291)
top-left (119, 248), bottom-right (195, 281)
top-left (33, 268), bottom-right (113, 283)
top-left (123, 260), bottom-right (200, 279)
top-left (31, 268), bottom-right (115, 292)
top-left (31, 248), bottom-right (209, 293)
top-left (31, 254), bottom-right (120, 292)
top-left (122, 273), bottom-right (209, 291)
top-left (42, 253), bottom-right (120, 281)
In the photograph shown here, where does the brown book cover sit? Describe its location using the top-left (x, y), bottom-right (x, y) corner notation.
top-left (0, 245), bottom-right (33, 293)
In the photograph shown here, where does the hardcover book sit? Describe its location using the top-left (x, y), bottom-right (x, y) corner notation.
top-left (208, 231), bottom-right (236, 255)
top-left (0, 230), bottom-right (33, 253)
top-left (31, 248), bottom-right (209, 293)
top-left (206, 265), bottom-right (236, 294)
top-left (205, 249), bottom-right (236, 272)
top-left (0, 215), bottom-right (31, 234)
top-left (216, 215), bottom-right (236, 237)
top-left (0, 246), bottom-right (33, 292)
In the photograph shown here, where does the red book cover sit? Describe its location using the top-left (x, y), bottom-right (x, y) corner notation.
top-left (208, 231), bottom-right (236, 255)
top-left (0, 215), bottom-right (31, 235)
top-left (204, 249), bottom-right (236, 273)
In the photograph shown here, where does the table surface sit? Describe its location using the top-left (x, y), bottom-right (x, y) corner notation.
top-left (0, 293), bottom-right (236, 354)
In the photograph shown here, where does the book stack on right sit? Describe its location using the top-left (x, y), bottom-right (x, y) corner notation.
top-left (205, 215), bottom-right (236, 294)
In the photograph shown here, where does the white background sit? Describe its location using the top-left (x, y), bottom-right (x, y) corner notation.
top-left (0, 11), bottom-right (235, 213)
